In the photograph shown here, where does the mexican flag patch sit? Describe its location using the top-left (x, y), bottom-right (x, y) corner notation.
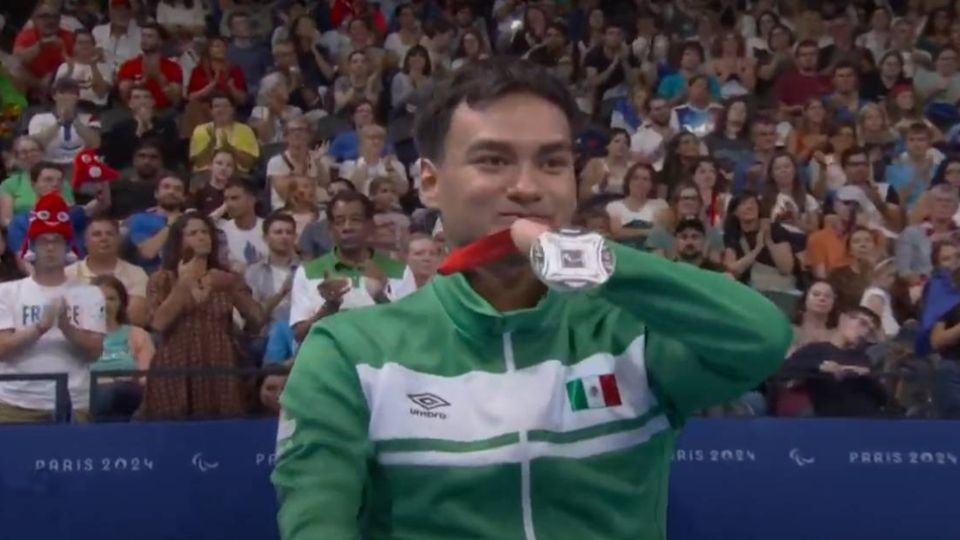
top-left (566, 374), bottom-right (622, 411)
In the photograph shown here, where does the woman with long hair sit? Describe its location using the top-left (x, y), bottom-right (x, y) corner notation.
top-left (579, 129), bottom-right (634, 201)
top-left (0, 228), bottom-right (25, 282)
top-left (708, 31), bottom-right (756, 98)
top-left (827, 226), bottom-right (884, 312)
top-left (911, 156), bottom-right (960, 224)
top-left (790, 280), bottom-right (839, 352)
top-left (604, 163), bottom-right (668, 249)
top-left (391, 45), bottom-right (434, 116)
top-left (659, 131), bottom-right (703, 198)
top-left (690, 157), bottom-right (730, 229)
top-left (89, 275), bottom-right (154, 421)
top-left (141, 212), bottom-right (264, 420)
top-left (282, 175), bottom-right (321, 243)
top-left (887, 85), bottom-right (944, 141)
top-left (762, 152), bottom-right (820, 240)
top-left (704, 98), bottom-right (752, 170)
top-left (860, 51), bottom-right (909, 103)
top-left (186, 36), bottom-right (247, 106)
top-left (918, 7), bottom-right (954, 56)
top-left (723, 191), bottom-right (796, 290)
top-left (786, 98), bottom-right (830, 164)
top-left (510, 5), bottom-right (547, 56)
top-left (384, 4), bottom-right (424, 70)
top-left (290, 15), bottom-right (336, 89)
top-left (194, 149), bottom-right (236, 219)
top-left (451, 28), bottom-right (490, 70)
top-left (577, 7), bottom-right (605, 58)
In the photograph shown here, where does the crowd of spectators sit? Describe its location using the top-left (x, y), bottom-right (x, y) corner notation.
top-left (1, 0), bottom-right (960, 423)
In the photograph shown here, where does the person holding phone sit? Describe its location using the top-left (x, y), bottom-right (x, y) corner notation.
top-left (140, 212), bottom-right (264, 420)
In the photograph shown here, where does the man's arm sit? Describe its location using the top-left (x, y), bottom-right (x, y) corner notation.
top-left (59, 318), bottom-right (103, 361)
top-left (272, 325), bottom-right (371, 539)
top-left (599, 243), bottom-right (792, 421)
top-left (135, 222), bottom-right (171, 260)
top-left (292, 302), bottom-right (339, 343)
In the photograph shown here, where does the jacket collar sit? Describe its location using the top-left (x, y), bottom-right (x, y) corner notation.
top-left (429, 272), bottom-right (565, 338)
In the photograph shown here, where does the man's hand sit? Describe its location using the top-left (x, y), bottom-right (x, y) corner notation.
top-left (318, 271), bottom-right (350, 306)
top-left (38, 298), bottom-right (62, 335)
top-left (363, 261), bottom-right (389, 301)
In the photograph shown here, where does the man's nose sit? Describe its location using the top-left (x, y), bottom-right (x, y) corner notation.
top-left (506, 163), bottom-right (544, 201)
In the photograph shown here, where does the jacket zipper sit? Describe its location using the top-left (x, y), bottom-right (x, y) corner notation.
top-left (502, 332), bottom-right (537, 540)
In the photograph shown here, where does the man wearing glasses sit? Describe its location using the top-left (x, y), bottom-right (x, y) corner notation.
top-left (783, 305), bottom-right (887, 417)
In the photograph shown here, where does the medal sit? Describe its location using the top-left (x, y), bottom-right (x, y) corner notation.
top-left (530, 228), bottom-right (615, 292)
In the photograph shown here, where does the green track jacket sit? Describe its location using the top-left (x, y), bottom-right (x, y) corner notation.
top-left (272, 243), bottom-right (792, 540)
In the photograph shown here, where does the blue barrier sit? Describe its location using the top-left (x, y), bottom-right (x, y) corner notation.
top-left (1, 418), bottom-right (958, 540)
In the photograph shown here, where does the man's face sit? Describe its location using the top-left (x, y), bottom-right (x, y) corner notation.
top-left (354, 104), bottom-right (374, 127)
top-left (141, 28), bottom-right (161, 53)
top-left (211, 98), bottom-right (235, 124)
top-left (285, 121), bottom-right (310, 147)
top-left (330, 200), bottom-right (372, 251)
top-left (224, 186), bottom-right (253, 218)
top-left (133, 146), bottom-right (162, 178)
top-left (265, 220), bottom-right (296, 254)
top-left (34, 7), bottom-right (60, 36)
top-left (129, 89), bottom-right (155, 112)
top-left (230, 15), bottom-right (252, 40)
top-left (273, 44), bottom-right (296, 68)
top-left (675, 228), bottom-right (705, 261)
top-left (349, 53), bottom-right (368, 76)
top-left (75, 33), bottom-right (95, 58)
top-left (54, 89), bottom-right (79, 110)
top-left (545, 26), bottom-right (564, 49)
top-left (906, 131), bottom-right (930, 158)
top-left (420, 93), bottom-right (577, 247)
top-left (752, 123), bottom-right (777, 152)
top-left (15, 140), bottom-right (43, 168)
top-left (648, 98), bottom-right (670, 124)
top-left (85, 221), bottom-right (119, 258)
top-left (843, 153), bottom-right (870, 184)
top-left (349, 20), bottom-right (369, 43)
top-left (795, 45), bottom-right (819, 71)
top-left (155, 176), bottom-right (186, 209)
top-left (833, 68), bottom-right (857, 93)
top-left (110, 4), bottom-right (132, 26)
top-left (361, 130), bottom-right (386, 156)
top-left (936, 49), bottom-right (958, 75)
top-left (33, 233), bottom-right (67, 270)
top-left (406, 237), bottom-right (441, 277)
top-left (931, 192), bottom-right (959, 221)
top-left (603, 27), bottom-right (623, 49)
top-left (680, 48), bottom-right (701, 70)
top-left (893, 22), bottom-right (912, 45)
top-left (34, 168), bottom-right (64, 197)
top-left (838, 311), bottom-right (878, 347)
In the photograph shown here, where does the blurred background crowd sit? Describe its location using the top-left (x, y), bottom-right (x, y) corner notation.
top-left (1, 0), bottom-right (960, 423)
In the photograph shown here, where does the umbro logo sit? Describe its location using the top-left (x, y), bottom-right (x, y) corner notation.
top-left (408, 393), bottom-right (450, 419)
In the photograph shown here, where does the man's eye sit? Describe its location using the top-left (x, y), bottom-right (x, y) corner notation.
top-left (543, 157), bottom-right (572, 170)
top-left (475, 156), bottom-right (508, 167)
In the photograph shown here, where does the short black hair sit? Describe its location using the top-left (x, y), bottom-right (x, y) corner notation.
top-left (675, 217), bottom-right (706, 235)
top-left (841, 146), bottom-right (868, 167)
top-left (224, 177), bottom-right (257, 196)
top-left (325, 191), bottom-right (374, 222)
top-left (29, 161), bottom-right (63, 184)
top-left (329, 178), bottom-right (357, 192)
top-left (135, 137), bottom-right (164, 155)
top-left (86, 215), bottom-right (120, 231)
top-left (414, 57), bottom-right (579, 163)
top-left (833, 60), bottom-right (858, 75)
top-left (208, 90), bottom-right (233, 105)
top-left (263, 211), bottom-right (296, 235)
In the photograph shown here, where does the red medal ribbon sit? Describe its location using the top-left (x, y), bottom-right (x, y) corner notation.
top-left (437, 229), bottom-right (519, 275)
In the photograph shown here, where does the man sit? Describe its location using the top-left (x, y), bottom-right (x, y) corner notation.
top-left (656, 42), bottom-right (720, 104)
top-left (329, 100), bottom-right (377, 162)
top-left (0, 136), bottom-right (75, 227)
top-left (116, 22), bottom-right (182, 111)
top-left (288, 191), bottom-right (416, 343)
top-left (188, 92), bottom-right (260, 174)
top-left (825, 62), bottom-right (865, 124)
top-left (584, 22), bottom-right (639, 106)
top-left (65, 216), bottom-right (148, 326)
top-left (831, 147), bottom-right (901, 234)
top-left (53, 30), bottom-right (113, 108)
top-left (0, 192), bottom-right (105, 423)
top-left (673, 217), bottom-right (725, 272)
top-left (107, 139), bottom-right (166, 220)
top-left (226, 10), bottom-right (271, 100)
top-left (732, 116), bottom-right (778, 193)
top-left (669, 75), bottom-right (722, 138)
top-left (27, 77), bottom-right (102, 165)
top-left (13, 2), bottom-right (76, 95)
top-left (525, 21), bottom-right (571, 68)
top-left (265, 116), bottom-right (331, 210)
top-left (338, 124), bottom-right (408, 195)
top-left (774, 40), bottom-right (832, 117)
top-left (220, 179), bottom-right (267, 273)
top-left (885, 122), bottom-right (943, 211)
top-left (273, 58), bottom-right (790, 539)
top-left (8, 162), bottom-right (108, 260)
top-left (818, 13), bottom-right (868, 74)
top-left (896, 184), bottom-right (960, 292)
top-left (888, 18), bottom-right (931, 78)
top-left (807, 185), bottom-right (869, 279)
top-left (126, 174), bottom-right (188, 271)
top-left (92, 0), bottom-right (141, 74)
top-left (630, 96), bottom-right (673, 171)
top-left (103, 84), bottom-right (179, 170)
top-left (783, 306), bottom-right (886, 417)
top-left (246, 212), bottom-right (300, 325)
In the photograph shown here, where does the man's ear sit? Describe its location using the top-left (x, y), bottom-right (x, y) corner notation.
top-left (418, 158), bottom-right (441, 210)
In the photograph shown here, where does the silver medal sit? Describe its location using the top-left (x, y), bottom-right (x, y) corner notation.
top-left (530, 228), bottom-right (615, 292)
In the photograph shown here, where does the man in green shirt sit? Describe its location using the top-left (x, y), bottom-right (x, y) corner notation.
top-left (272, 58), bottom-right (792, 540)
top-left (0, 135), bottom-right (74, 225)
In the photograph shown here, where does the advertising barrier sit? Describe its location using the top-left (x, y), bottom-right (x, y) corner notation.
top-left (1, 418), bottom-right (958, 540)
